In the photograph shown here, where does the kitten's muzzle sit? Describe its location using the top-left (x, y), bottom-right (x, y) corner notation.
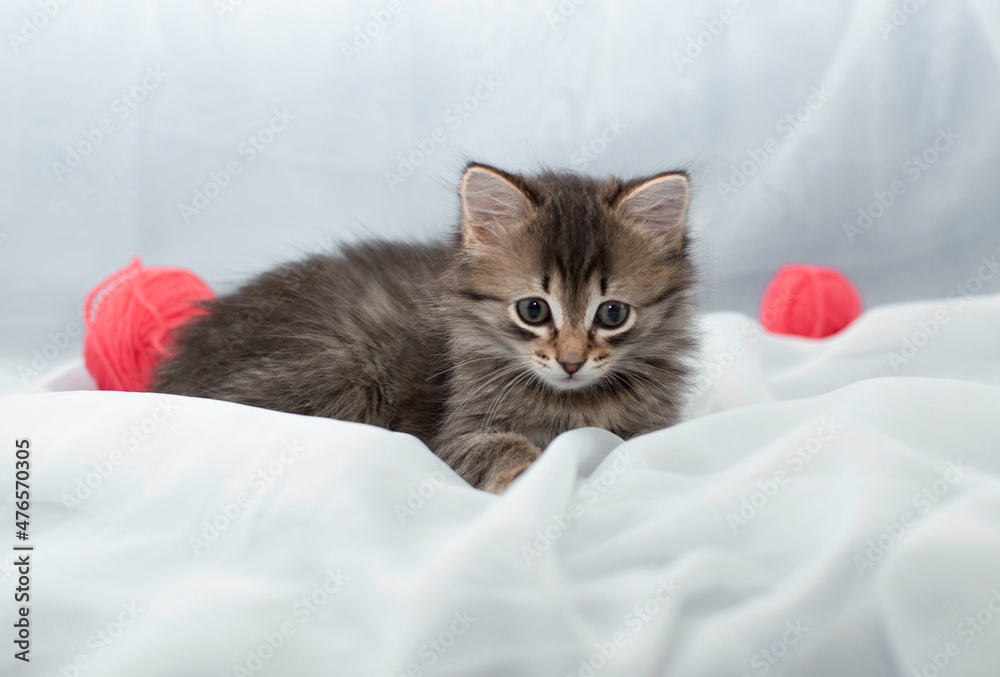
top-left (559, 361), bottom-right (584, 375)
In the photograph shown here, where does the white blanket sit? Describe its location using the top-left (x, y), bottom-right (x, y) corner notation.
top-left (2, 293), bottom-right (1000, 676)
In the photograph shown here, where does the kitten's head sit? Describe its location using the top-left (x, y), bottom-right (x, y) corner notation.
top-left (449, 163), bottom-right (696, 394)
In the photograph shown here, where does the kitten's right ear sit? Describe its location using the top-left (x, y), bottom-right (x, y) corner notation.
top-left (616, 173), bottom-right (691, 251)
top-left (459, 164), bottom-right (532, 247)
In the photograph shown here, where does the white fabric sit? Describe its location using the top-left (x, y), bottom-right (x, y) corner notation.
top-left (2, 293), bottom-right (999, 676)
top-left (3, 0), bottom-right (1000, 389)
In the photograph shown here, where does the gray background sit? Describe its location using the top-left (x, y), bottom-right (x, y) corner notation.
top-left (2, 0), bottom-right (999, 393)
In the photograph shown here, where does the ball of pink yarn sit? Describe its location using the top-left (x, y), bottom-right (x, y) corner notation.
top-left (759, 264), bottom-right (863, 338)
top-left (83, 257), bottom-right (215, 391)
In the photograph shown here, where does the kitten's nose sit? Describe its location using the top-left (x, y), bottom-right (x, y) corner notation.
top-left (559, 361), bottom-right (583, 375)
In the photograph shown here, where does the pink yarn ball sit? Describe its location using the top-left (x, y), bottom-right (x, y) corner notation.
top-left (759, 264), bottom-right (863, 338)
top-left (83, 257), bottom-right (215, 391)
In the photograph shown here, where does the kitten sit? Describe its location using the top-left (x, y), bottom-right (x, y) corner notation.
top-left (153, 164), bottom-right (697, 493)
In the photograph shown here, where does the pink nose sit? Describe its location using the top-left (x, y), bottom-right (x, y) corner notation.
top-left (559, 361), bottom-right (583, 375)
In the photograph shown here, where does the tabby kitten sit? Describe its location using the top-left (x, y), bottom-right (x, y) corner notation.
top-left (154, 164), bottom-right (697, 493)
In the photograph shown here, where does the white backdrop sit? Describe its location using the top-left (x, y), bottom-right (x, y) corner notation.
top-left (2, 0), bottom-right (1000, 393)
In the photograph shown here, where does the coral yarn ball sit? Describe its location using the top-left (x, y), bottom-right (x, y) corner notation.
top-left (83, 257), bottom-right (215, 391)
top-left (759, 264), bottom-right (863, 338)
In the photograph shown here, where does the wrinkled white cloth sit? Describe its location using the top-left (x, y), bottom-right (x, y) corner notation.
top-left (1, 293), bottom-right (999, 676)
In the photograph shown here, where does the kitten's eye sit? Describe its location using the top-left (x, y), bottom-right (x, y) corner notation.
top-left (516, 298), bottom-right (551, 324)
top-left (595, 301), bottom-right (629, 328)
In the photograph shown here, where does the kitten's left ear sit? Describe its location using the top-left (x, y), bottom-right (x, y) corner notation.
top-left (616, 173), bottom-right (690, 251)
top-left (459, 164), bottom-right (533, 248)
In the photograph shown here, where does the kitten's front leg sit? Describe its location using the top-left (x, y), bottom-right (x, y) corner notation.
top-left (435, 430), bottom-right (541, 494)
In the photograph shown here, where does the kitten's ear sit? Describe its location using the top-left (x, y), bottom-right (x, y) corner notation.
top-left (459, 164), bottom-right (532, 247)
top-left (616, 173), bottom-right (690, 251)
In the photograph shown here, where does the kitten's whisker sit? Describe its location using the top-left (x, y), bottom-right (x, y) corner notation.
top-left (631, 371), bottom-right (683, 410)
top-left (482, 369), bottom-right (530, 425)
top-left (425, 354), bottom-right (511, 382)
top-left (609, 372), bottom-right (656, 428)
top-left (630, 379), bottom-right (670, 425)
top-left (481, 369), bottom-right (533, 433)
top-left (619, 355), bottom-right (690, 380)
top-left (449, 362), bottom-right (526, 411)
top-left (617, 367), bottom-right (676, 421)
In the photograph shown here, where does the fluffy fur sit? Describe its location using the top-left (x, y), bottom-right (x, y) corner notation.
top-left (154, 164), bottom-right (697, 493)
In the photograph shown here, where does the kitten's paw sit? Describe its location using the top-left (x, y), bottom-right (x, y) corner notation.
top-left (437, 431), bottom-right (540, 493)
top-left (478, 433), bottom-right (541, 493)
top-left (482, 457), bottom-right (535, 494)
